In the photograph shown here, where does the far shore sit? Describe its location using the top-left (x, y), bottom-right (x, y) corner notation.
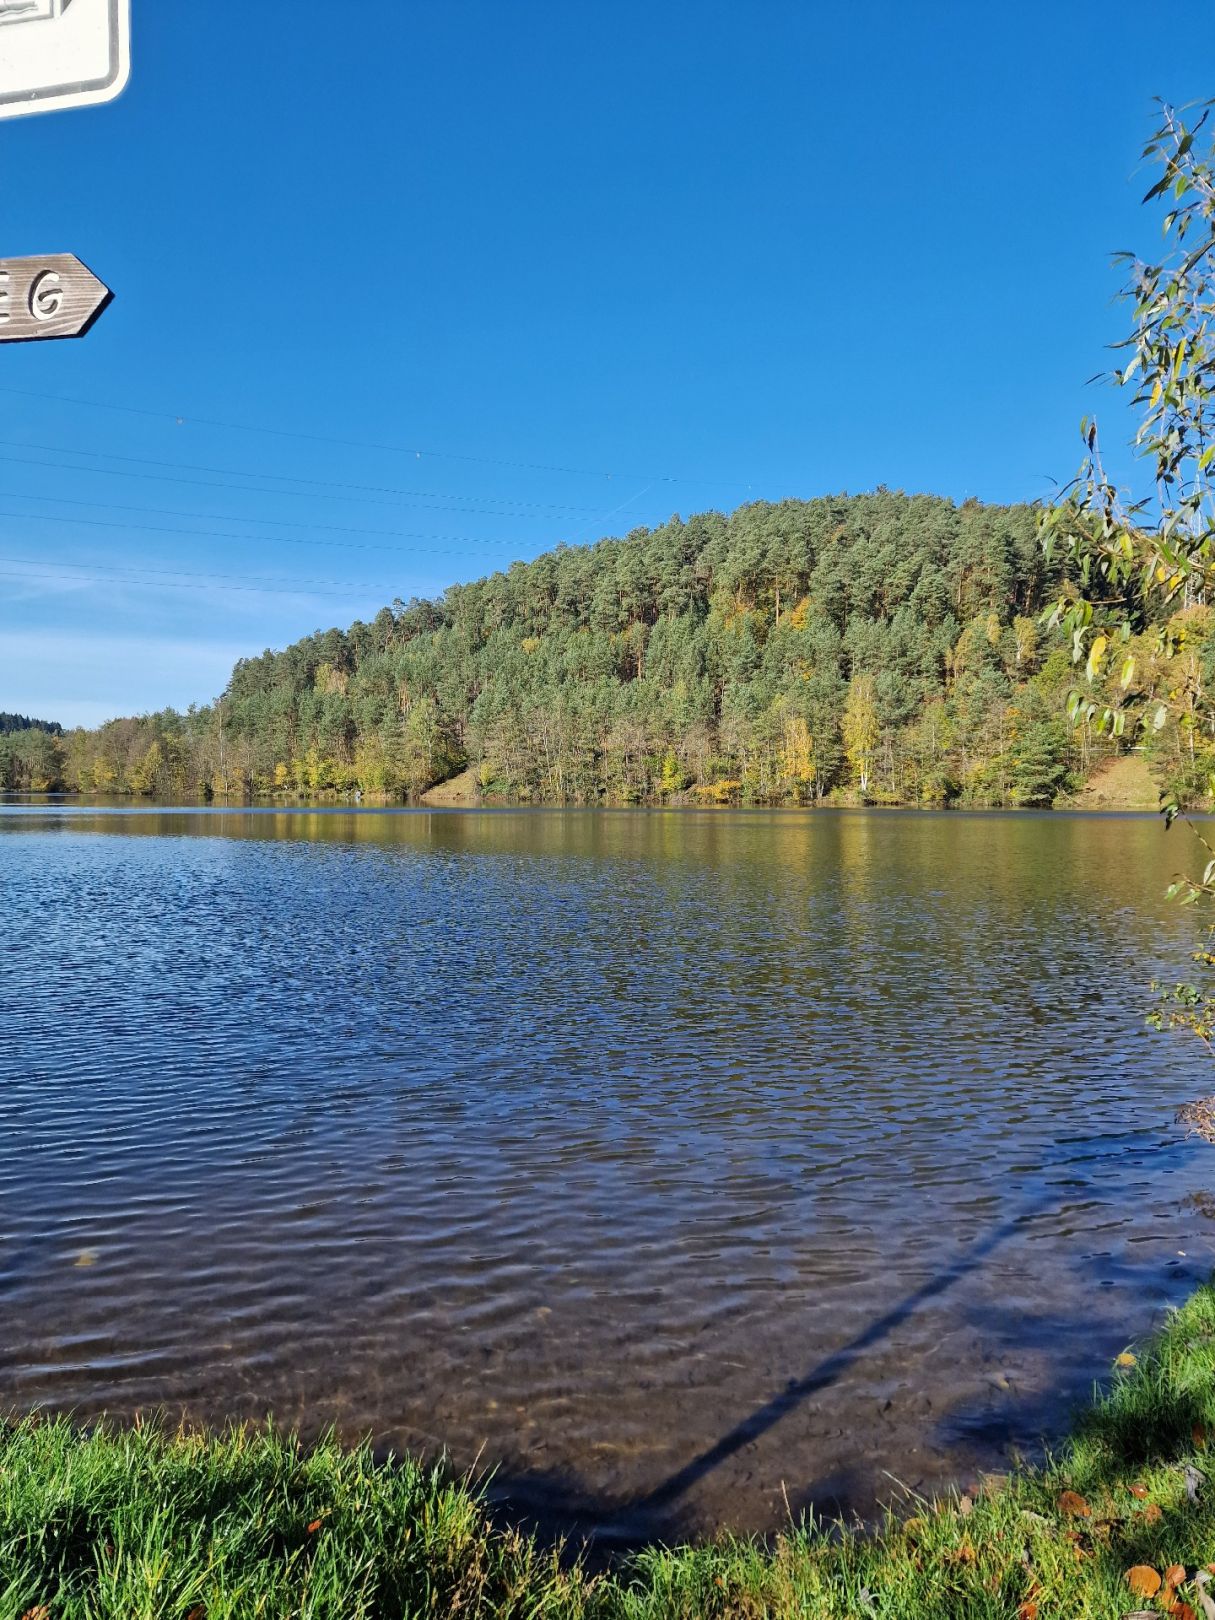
top-left (0, 754), bottom-right (1179, 815)
top-left (0, 791), bottom-right (1183, 814)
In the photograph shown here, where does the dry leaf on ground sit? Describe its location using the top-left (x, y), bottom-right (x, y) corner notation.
top-left (1126, 1565), bottom-right (1162, 1598)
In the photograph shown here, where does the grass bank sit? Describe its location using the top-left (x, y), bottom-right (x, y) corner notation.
top-left (5, 1288), bottom-right (1215, 1618)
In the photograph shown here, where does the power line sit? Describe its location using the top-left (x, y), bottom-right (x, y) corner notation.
top-left (0, 484), bottom-right (557, 547)
top-left (0, 553), bottom-right (412, 596)
top-left (0, 503), bottom-right (539, 561)
top-left (0, 438), bottom-right (664, 519)
top-left (0, 383), bottom-right (747, 491)
top-left (0, 561), bottom-right (405, 602)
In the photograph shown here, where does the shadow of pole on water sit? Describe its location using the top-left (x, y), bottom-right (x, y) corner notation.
top-left (626, 1131), bottom-right (1184, 1529)
top-left (478, 1211), bottom-right (1038, 1560)
top-left (630, 1208), bottom-right (1032, 1521)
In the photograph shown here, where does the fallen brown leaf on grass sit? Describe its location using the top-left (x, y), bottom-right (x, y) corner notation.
top-left (1058, 1489), bottom-right (1090, 1517)
top-left (1130, 1482), bottom-right (1149, 1498)
top-left (1126, 1565), bottom-right (1162, 1598)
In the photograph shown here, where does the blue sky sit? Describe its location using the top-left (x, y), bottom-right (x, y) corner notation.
top-left (0, 0), bottom-right (1210, 727)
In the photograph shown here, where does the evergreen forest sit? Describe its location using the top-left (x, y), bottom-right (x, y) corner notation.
top-left (0, 713), bottom-right (63, 737)
top-left (4, 490), bottom-right (1210, 808)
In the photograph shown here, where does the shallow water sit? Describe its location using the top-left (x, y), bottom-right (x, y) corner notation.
top-left (2, 803), bottom-right (1215, 1542)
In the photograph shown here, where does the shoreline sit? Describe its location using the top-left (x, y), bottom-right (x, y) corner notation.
top-left (0, 790), bottom-right (1185, 817)
top-left (6, 1282), bottom-right (1215, 1616)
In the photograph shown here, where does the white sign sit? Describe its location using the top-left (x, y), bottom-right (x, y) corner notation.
top-left (0, 0), bottom-right (129, 120)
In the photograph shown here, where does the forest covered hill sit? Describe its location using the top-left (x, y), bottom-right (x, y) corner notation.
top-left (0, 713), bottom-right (62, 737)
top-left (3, 490), bottom-right (1210, 807)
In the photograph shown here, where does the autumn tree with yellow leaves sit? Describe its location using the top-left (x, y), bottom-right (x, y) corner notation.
top-left (1040, 98), bottom-right (1215, 1051)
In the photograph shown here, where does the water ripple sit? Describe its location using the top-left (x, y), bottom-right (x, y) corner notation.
top-left (1, 804), bottom-right (1213, 1539)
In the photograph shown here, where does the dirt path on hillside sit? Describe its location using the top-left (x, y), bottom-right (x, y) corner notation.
top-left (419, 767), bottom-right (481, 807)
top-left (1070, 754), bottom-right (1159, 810)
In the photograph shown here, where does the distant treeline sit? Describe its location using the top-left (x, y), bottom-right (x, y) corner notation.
top-left (0, 712), bottom-right (62, 737)
top-left (2, 490), bottom-right (1209, 806)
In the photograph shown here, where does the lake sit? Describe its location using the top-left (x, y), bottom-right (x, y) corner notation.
top-left (2, 803), bottom-right (1214, 1545)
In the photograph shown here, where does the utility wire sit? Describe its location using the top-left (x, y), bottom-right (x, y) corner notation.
top-left (0, 562), bottom-right (406, 603)
top-left (0, 384), bottom-right (748, 491)
top-left (0, 553), bottom-right (412, 595)
top-left (0, 438), bottom-right (664, 519)
top-left (0, 504), bottom-right (539, 560)
top-left (0, 484), bottom-right (556, 547)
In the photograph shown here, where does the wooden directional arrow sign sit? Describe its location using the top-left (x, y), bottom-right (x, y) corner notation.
top-left (0, 253), bottom-right (112, 342)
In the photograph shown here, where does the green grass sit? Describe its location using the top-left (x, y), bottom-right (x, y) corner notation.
top-left (5, 1287), bottom-right (1215, 1618)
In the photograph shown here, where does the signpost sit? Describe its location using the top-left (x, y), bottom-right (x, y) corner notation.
top-left (0, 0), bottom-right (129, 121)
top-left (0, 253), bottom-right (112, 342)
